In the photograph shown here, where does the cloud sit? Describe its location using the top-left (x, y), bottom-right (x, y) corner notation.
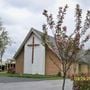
top-left (75, 0), bottom-right (90, 9)
top-left (0, 7), bottom-right (32, 25)
top-left (5, 0), bottom-right (56, 13)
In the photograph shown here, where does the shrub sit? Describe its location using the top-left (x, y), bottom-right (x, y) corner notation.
top-left (73, 73), bottom-right (90, 90)
top-left (73, 80), bottom-right (90, 90)
top-left (7, 67), bottom-right (15, 74)
top-left (57, 72), bottom-right (61, 77)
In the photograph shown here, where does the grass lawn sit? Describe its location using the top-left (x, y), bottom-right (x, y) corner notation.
top-left (0, 72), bottom-right (62, 80)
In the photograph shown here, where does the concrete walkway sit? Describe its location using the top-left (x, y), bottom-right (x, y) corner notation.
top-left (0, 77), bottom-right (73, 90)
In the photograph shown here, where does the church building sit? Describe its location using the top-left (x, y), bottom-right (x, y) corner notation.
top-left (14, 28), bottom-right (61, 75)
top-left (14, 28), bottom-right (90, 76)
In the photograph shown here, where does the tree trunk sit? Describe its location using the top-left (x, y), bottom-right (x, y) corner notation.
top-left (0, 54), bottom-right (3, 71)
top-left (62, 73), bottom-right (66, 90)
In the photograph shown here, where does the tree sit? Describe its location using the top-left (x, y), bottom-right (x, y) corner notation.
top-left (42, 4), bottom-right (90, 90)
top-left (0, 20), bottom-right (10, 65)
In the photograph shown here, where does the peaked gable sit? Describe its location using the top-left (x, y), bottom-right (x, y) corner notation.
top-left (13, 28), bottom-right (43, 59)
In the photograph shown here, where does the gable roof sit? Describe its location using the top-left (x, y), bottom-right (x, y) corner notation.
top-left (13, 28), bottom-right (42, 59)
top-left (14, 28), bottom-right (55, 59)
top-left (13, 28), bottom-right (90, 65)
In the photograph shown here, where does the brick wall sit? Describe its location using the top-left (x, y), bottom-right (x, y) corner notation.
top-left (45, 47), bottom-right (61, 75)
top-left (15, 48), bottom-right (24, 74)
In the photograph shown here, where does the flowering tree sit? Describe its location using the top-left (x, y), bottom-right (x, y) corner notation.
top-left (42, 4), bottom-right (90, 90)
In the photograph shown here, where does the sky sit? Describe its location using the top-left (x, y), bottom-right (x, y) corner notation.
top-left (0, 0), bottom-right (90, 60)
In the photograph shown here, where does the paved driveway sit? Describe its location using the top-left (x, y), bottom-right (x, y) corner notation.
top-left (0, 77), bottom-right (73, 90)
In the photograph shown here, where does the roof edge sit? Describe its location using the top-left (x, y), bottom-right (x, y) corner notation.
top-left (13, 27), bottom-right (39, 59)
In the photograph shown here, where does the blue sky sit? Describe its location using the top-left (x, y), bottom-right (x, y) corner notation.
top-left (0, 0), bottom-right (90, 60)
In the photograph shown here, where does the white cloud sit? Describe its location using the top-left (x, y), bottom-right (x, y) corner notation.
top-left (0, 7), bottom-right (32, 25)
top-left (75, 0), bottom-right (90, 9)
top-left (5, 0), bottom-right (56, 13)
